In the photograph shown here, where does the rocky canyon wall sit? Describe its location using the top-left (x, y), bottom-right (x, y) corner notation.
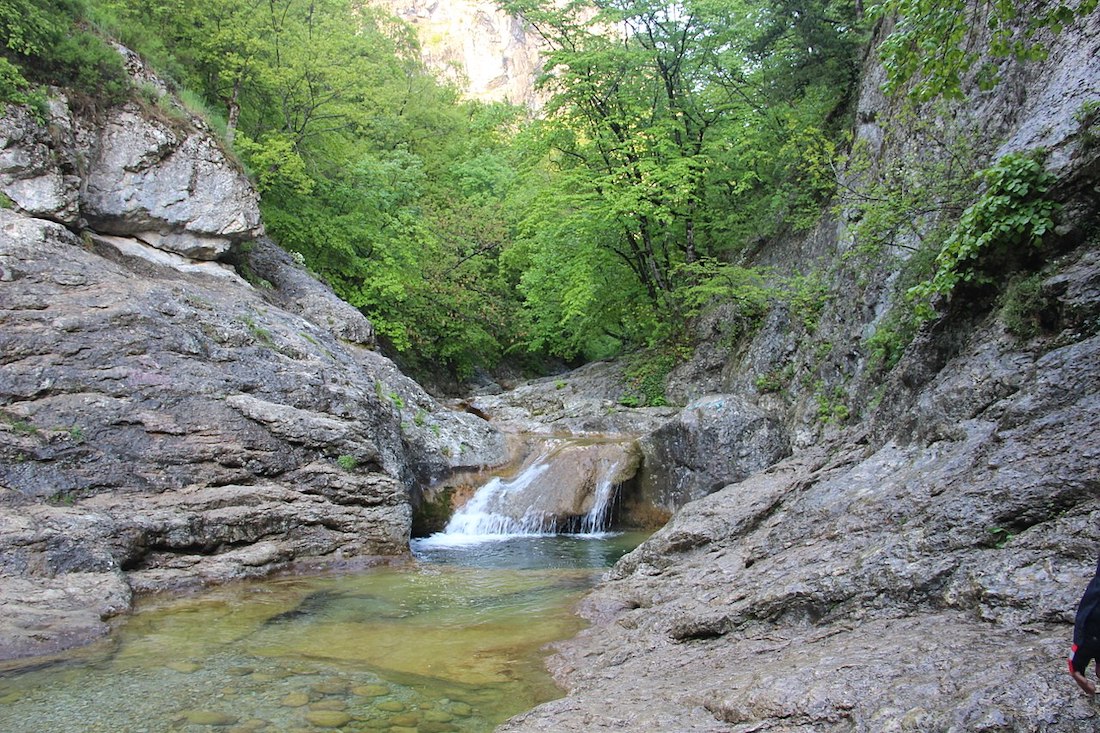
top-left (499, 6), bottom-right (1100, 732)
top-left (0, 54), bottom-right (508, 661)
top-left (370, 0), bottom-right (545, 108)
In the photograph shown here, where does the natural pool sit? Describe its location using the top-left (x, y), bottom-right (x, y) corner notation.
top-left (0, 532), bottom-right (647, 733)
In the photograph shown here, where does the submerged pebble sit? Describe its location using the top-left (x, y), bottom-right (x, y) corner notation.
top-left (389, 713), bottom-right (420, 726)
top-left (280, 692), bottom-right (311, 707)
top-left (312, 678), bottom-right (349, 695)
top-left (352, 684), bottom-right (391, 697)
top-left (449, 702), bottom-right (473, 717)
top-left (166, 661), bottom-right (202, 674)
top-left (420, 722), bottom-right (459, 733)
top-left (303, 709), bottom-right (353, 728)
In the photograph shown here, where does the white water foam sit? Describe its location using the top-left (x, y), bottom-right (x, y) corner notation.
top-left (419, 444), bottom-right (625, 548)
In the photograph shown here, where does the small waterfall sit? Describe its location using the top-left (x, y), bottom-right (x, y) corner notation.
top-left (442, 458), bottom-right (555, 537)
top-left (428, 441), bottom-right (628, 543)
top-left (576, 456), bottom-right (622, 534)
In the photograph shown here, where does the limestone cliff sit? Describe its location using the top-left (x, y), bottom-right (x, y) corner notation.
top-left (0, 53), bottom-right (507, 661)
top-left (498, 7), bottom-right (1100, 732)
top-left (370, 0), bottom-right (544, 108)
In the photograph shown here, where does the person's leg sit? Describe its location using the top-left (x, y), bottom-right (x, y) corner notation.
top-left (1070, 648), bottom-right (1098, 694)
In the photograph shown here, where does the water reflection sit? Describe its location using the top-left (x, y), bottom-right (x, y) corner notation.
top-left (0, 533), bottom-right (647, 733)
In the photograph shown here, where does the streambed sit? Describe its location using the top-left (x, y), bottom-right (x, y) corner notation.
top-left (0, 533), bottom-right (647, 733)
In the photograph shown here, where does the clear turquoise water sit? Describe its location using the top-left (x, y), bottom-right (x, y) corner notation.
top-left (0, 533), bottom-right (646, 733)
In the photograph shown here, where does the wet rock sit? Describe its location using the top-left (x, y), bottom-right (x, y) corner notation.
top-left (180, 709), bottom-right (238, 726)
top-left (303, 710), bottom-right (352, 728)
top-left (468, 440), bottom-right (641, 531)
top-left (165, 661), bottom-right (201, 674)
top-left (351, 684), bottom-right (391, 698)
top-left (280, 692), bottom-right (311, 708)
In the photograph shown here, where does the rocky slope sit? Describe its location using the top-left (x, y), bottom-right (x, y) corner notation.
top-left (0, 59), bottom-right (507, 661)
top-left (499, 8), bottom-right (1100, 732)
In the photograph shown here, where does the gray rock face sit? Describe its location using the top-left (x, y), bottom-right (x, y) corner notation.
top-left (503, 321), bottom-right (1100, 732)
top-left (470, 361), bottom-right (678, 436)
top-left (80, 106), bottom-right (263, 259)
top-left (0, 51), bottom-right (262, 261)
top-left (0, 100), bottom-right (81, 225)
top-left (0, 215), bottom-right (501, 660)
top-left (637, 394), bottom-right (790, 510)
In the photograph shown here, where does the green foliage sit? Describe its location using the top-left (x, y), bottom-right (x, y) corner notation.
top-left (864, 311), bottom-right (920, 370)
top-left (0, 56), bottom-right (44, 111)
top-left (1076, 99), bottom-right (1100, 151)
top-left (336, 454), bottom-right (358, 471)
top-left (908, 152), bottom-right (1058, 304)
top-left (8, 417), bottom-right (38, 435)
top-left (785, 273), bottom-right (830, 333)
top-left (620, 347), bottom-right (688, 407)
top-left (999, 272), bottom-right (1052, 340)
top-left (870, 0), bottom-right (1096, 102)
top-left (987, 526), bottom-right (1013, 548)
top-left (496, 0), bottom-right (861, 362)
top-left (814, 382), bottom-right (851, 424)
top-left (754, 364), bottom-right (794, 394)
top-left (0, 0), bottom-right (127, 103)
top-left (676, 259), bottom-right (774, 344)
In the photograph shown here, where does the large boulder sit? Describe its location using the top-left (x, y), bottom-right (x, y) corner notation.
top-left (0, 51), bottom-right (263, 261)
top-left (636, 394), bottom-right (790, 510)
top-left (80, 105), bottom-right (263, 259)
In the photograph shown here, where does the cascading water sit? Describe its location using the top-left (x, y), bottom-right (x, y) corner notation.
top-left (442, 457), bottom-right (555, 536)
top-left (576, 455), bottom-right (622, 534)
top-left (427, 439), bottom-right (629, 543)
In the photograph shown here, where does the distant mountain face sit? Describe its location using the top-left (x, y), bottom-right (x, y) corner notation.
top-left (371, 0), bottom-right (545, 108)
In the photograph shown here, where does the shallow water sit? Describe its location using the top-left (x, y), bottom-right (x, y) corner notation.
top-left (0, 533), bottom-right (647, 733)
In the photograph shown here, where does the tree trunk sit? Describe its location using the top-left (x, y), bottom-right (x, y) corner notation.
top-left (225, 77), bottom-right (242, 146)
